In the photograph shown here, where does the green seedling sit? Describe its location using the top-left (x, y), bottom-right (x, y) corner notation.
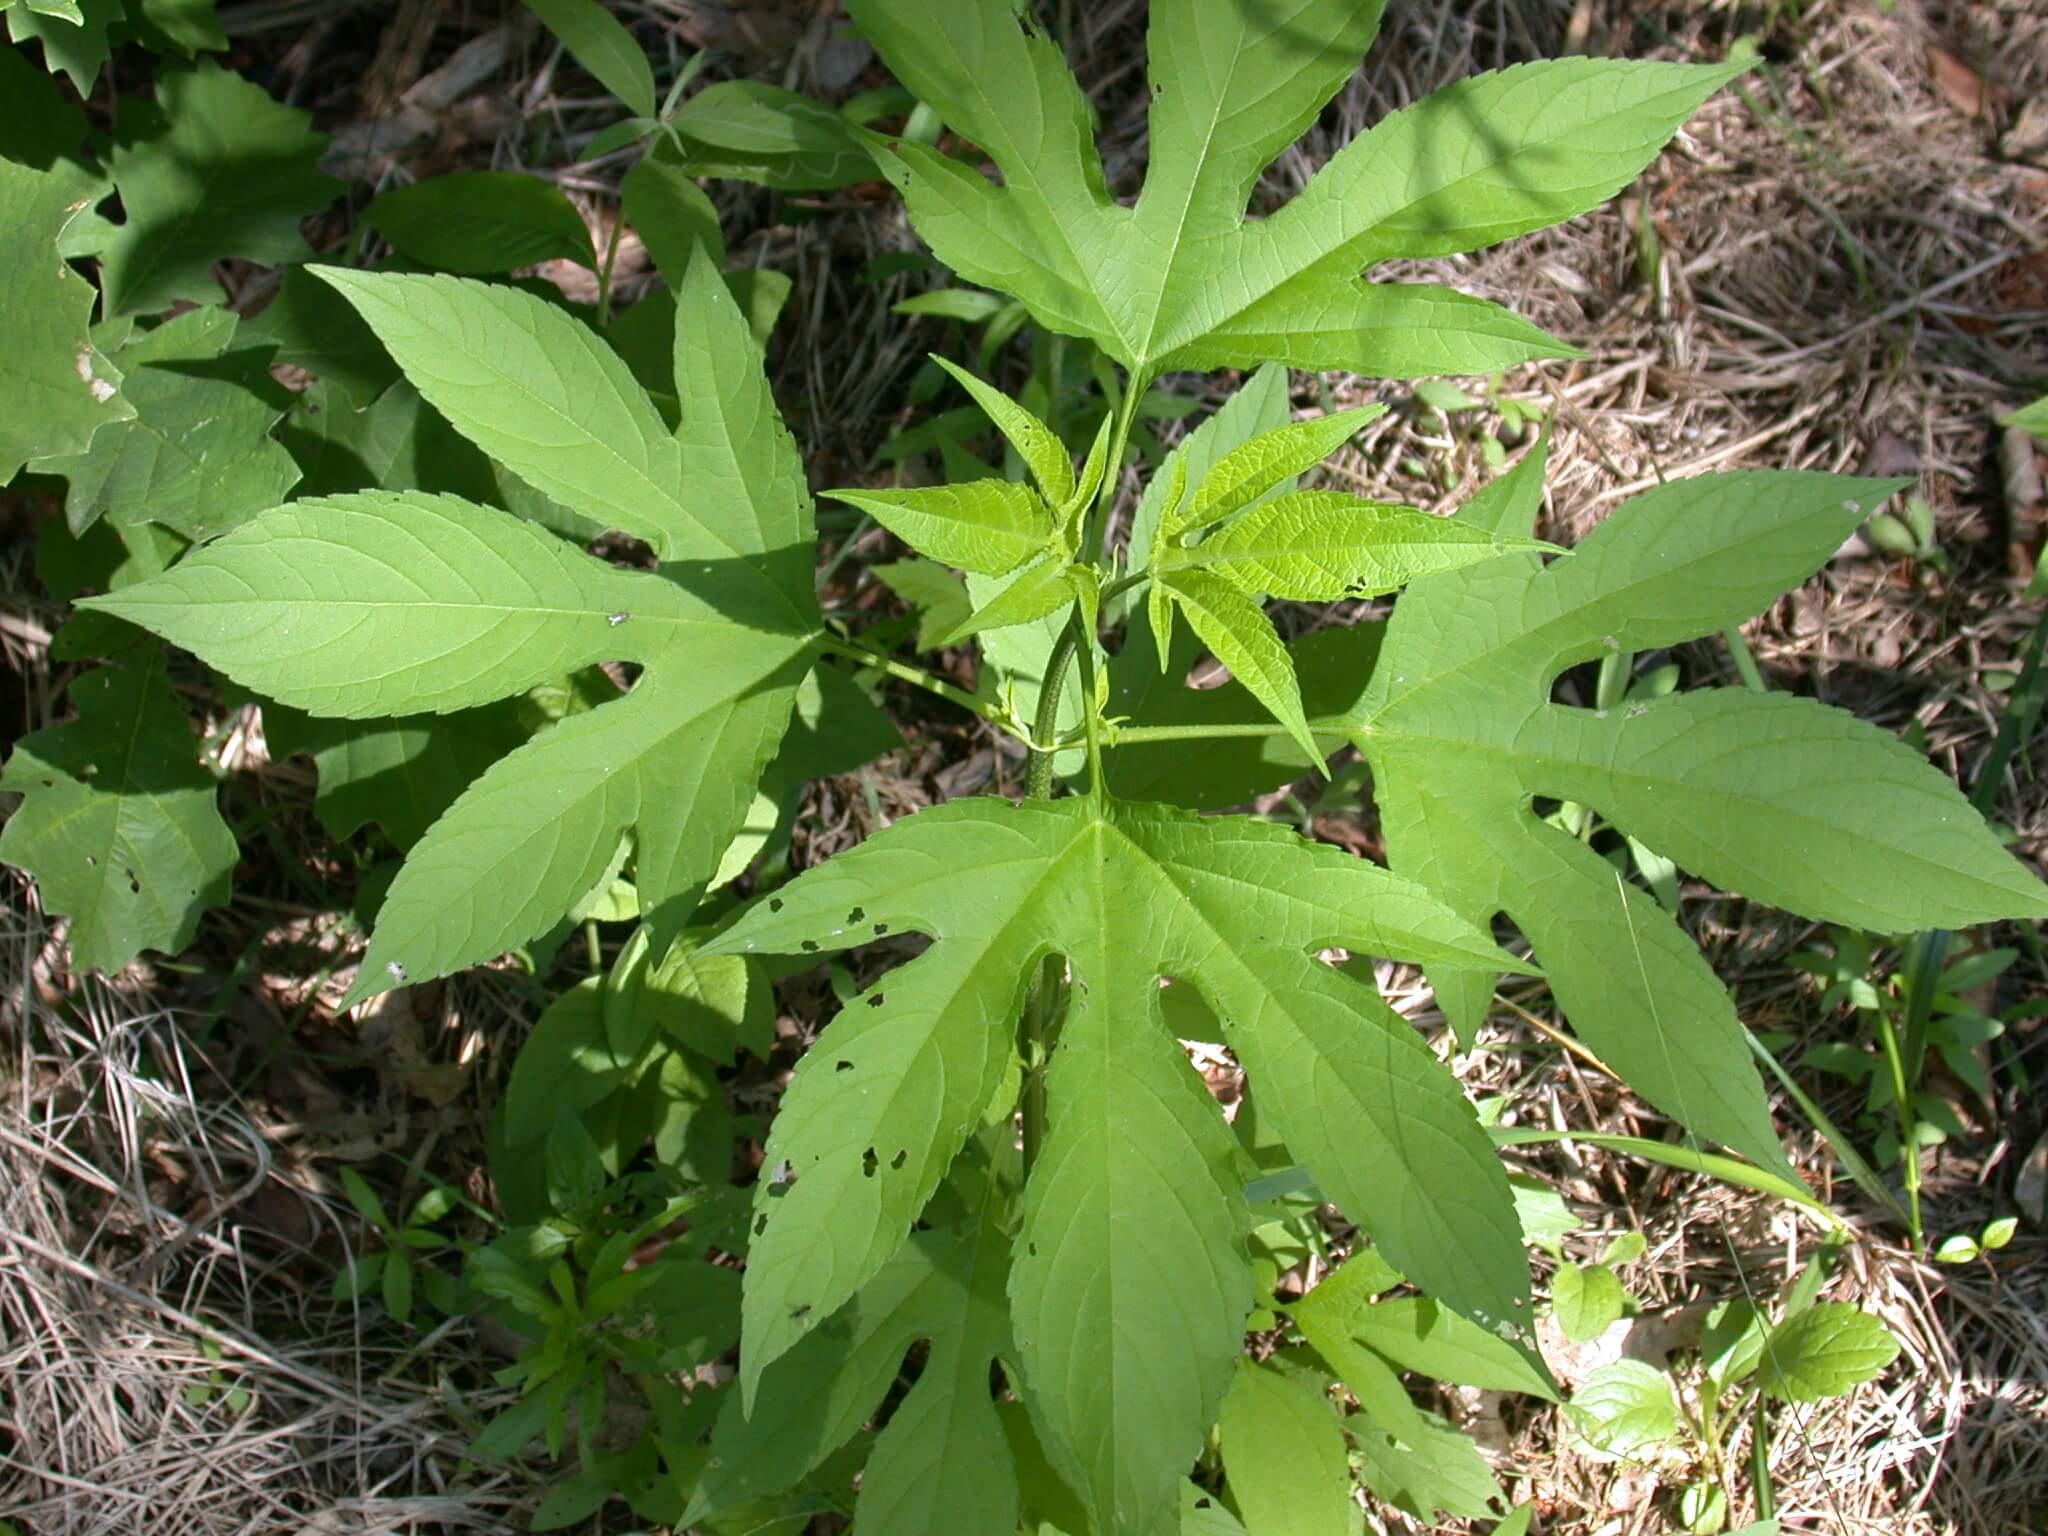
top-left (330, 1165), bottom-right (465, 1328)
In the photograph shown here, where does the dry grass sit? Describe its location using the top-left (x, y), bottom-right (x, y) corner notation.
top-left (4, 0), bottom-right (2047, 1531)
top-left (0, 884), bottom-right (534, 1534)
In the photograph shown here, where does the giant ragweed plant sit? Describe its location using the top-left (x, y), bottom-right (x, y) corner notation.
top-left (4, 1), bottom-right (2043, 1531)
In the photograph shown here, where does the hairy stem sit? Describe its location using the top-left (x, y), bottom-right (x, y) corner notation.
top-left (1020, 372), bottom-right (1140, 1173)
top-left (1025, 618), bottom-right (1085, 800)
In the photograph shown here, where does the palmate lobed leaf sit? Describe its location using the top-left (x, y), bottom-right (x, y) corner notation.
top-left (704, 794), bottom-right (1533, 1536)
top-left (262, 699), bottom-right (527, 851)
top-left (685, 1201), bottom-right (1020, 1536)
top-left (33, 304), bottom-right (300, 539)
top-left (849, 0), bottom-right (1740, 382)
top-left (0, 154), bottom-right (134, 481)
top-left (6, 0), bottom-right (119, 95)
top-left (0, 644), bottom-right (237, 972)
top-left (85, 253), bottom-right (822, 996)
top-left (98, 59), bottom-right (343, 318)
top-left (1341, 452), bottom-right (2048, 1172)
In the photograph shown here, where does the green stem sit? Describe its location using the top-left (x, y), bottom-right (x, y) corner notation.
top-left (1723, 624), bottom-right (1767, 692)
top-left (1076, 630), bottom-right (1106, 797)
top-left (814, 511), bottom-right (877, 592)
top-left (1595, 646), bottom-right (1633, 711)
top-left (1083, 376), bottom-right (1145, 565)
top-left (1018, 367), bottom-right (1141, 1172)
top-left (1745, 1027), bottom-right (1911, 1228)
top-left (1870, 1000), bottom-right (1923, 1244)
top-left (1101, 568), bottom-right (1149, 606)
top-left (1751, 1395), bottom-right (1776, 1520)
top-left (1111, 718), bottom-right (1347, 747)
top-left (819, 636), bottom-right (1018, 737)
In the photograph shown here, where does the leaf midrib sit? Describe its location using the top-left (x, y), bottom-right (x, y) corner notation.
top-left (1372, 702), bottom-right (2028, 905)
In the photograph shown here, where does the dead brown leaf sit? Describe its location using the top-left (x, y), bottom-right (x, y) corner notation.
top-left (1928, 45), bottom-right (2005, 122)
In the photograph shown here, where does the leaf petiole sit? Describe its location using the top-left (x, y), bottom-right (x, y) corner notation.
top-left (817, 635), bottom-right (1026, 742)
top-left (1107, 718), bottom-right (1350, 747)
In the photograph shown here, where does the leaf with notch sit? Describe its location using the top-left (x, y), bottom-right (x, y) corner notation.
top-left (703, 795), bottom-right (1529, 1535)
top-left (0, 645), bottom-right (237, 973)
top-left (34, 305), bottom-right (300, 539)
top-left (1351, 1407), bottom-right (1505, 1523)
top-left (6, 0), bottom-right (119, 93)
top-left (1342, 465), bottom-right (2048, 1174)
top-left (86, 255), bottom-right (820, 1000)
top-left (850, 0), bottom-right (1737, 381)
top-left (684, 1208), bottom-right (1019, 1536)
top-left (99, 60), bottom-right (343, 318)
top-left (0, 155), bottom-right (133, 481)
top-left (263, 700), bottom-right (527, 851)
